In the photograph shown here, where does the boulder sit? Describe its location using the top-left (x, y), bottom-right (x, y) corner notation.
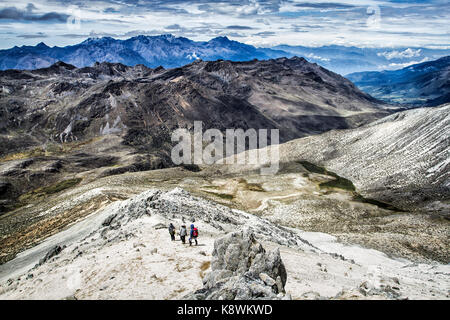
top-left (187, 229), bottom-right (289, 300)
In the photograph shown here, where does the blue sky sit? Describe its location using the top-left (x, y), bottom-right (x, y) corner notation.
top-left (0, 0), bottom-right (448, 49)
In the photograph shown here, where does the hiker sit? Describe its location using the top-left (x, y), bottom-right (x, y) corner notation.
top-left (180, 225), bottom-right (187, 244)
top-left (189, 224), bottom-right (198, 246)
top-left (169, 223), bottom-right (176, 241)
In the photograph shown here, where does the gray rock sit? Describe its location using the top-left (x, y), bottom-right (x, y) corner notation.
top-left (37, 245), bottom-right (64, 266)
top-left (187, 229), bottom-right (288, 300)
top-left (102, 214), bottom-right (117, 227)
top-left (275, 276), bottom-right (284, 294)
top-left (259, 273), bottom-right (276, 286)
top-left (153, 223), bottom-right (167, 230)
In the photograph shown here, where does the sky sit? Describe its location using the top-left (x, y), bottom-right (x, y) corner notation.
top-left (0, 0), bottom-right (449, 49)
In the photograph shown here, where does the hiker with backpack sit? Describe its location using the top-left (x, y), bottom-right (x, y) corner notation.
top-left (189, 224), bottom-right (198, 246)
top-left (168, 223), bottom-right (176, 241)
top-left (180, 225), bottom-right (187, 244)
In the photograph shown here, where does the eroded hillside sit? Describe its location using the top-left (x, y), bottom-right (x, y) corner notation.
top-left (0, 57), bottom-right (392, 214)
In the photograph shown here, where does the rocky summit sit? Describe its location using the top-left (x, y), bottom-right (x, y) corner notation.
top-left (1, 188), bottom-right (448, 300)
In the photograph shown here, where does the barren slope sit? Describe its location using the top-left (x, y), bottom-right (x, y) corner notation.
top-left (0, 57), bottom-right (391, 214)
top-left (221, 104), bottom-right (449, 215)
top-left (1, 188), bottom-right (448, 300)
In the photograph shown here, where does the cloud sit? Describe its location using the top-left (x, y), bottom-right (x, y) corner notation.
top-left (378, 48), bottom-right (423, 60)
top-left (60, 33), bottom-right (92, 38)
top-left (253, 31), bottom-right (276, 37)
top-left (256, 18), bottom-right (271, 25)
top-left (1, 0), bottom-right (450, 49)
top-left (293, 2), bottom-right (355, 9)
top-left (17, 32), bottom-right (48, 39)
top-left (305, 53), bottom-right (331, 62)
top-left (0, 6), bottom-right (68, 22)
top-left (379, 57), bottom-right (431, 70)
top-left (226, 25), bottom-right (254, 30)
top-left (235, 0), bottom-right (282, 16)
top-left (103, 7), bottom-right (119, 14)
top-left (26, 3), bottom-right (37, 12)
top-left (165, 24), bottom-right (183, 30)
top-left (221, 32), bottom-right (247, 38)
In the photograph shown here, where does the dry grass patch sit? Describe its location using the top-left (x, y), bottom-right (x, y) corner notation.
top-left (199, 261), bottom-right (211, 278)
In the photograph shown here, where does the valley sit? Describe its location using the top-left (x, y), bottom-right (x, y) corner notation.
top-left (347, 56), bottom-right (450, 106)
top-left (1, 0), bottom-right (449, 302)
top-left (0, 57), bottom-right (392, 215)
top-left (0, 57), bottom-right (448, 300)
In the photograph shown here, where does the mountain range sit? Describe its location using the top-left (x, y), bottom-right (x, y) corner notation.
top-left (347, 56), bottom-right (450, 106)
top-left (0, 35), bottom-right (284, 71)
top-left (0, 37), bottom-right (449, 300)
top-left (0, 103), bottom-right (448, 299)
top-left (0, 57), bottom-right (391, 214)
top-left (274, 45), bottom-right (450, 75)
top-left (1, 34), bottom-right (449, 75)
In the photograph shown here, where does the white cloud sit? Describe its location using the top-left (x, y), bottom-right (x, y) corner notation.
top-left (378, 48), bottom-right (423, 60)
top-left (378, 57), bottom-right (431, 70)
top-left (187, 51), bottom-right (199, 60)
top-left (305, 53), bottom-right (330, 62)
top-left (1, 0), bottom-right (449, 50)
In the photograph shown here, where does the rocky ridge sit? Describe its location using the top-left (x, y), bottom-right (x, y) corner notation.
top-left (0, 187), bottom-right (448, 300)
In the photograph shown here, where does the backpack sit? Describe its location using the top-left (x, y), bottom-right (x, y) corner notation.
top-left (192, 228), bottom-right (198, 237)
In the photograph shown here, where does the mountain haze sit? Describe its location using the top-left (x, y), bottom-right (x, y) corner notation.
top-left (347, 56), bottom-right (450, 106)
top-left (0, 35), bottom-right (286, 71)
top-left (275, 45), bottom-right (450, 75)
top-left (1, 34), bottom-right (448, 76)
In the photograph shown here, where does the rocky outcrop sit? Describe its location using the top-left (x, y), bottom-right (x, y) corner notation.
top-left (98, 188), bottom-right (314, 252)
top-left (1, 186), bottom-right (449, 300)
top-left (334, 276), bottom-right (404, 300)
top-left (37, 245), bottom-right (64, 266)
top-left (187, 229), bottom-right (290, 300)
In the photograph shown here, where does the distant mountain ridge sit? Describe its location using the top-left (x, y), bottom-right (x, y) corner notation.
top-left (0, 35), bottom-right (286, 71)
top-left (347, 56), bottom-right (450, 106)
top-left (274, 45), bottom-right (449, 75)
top-left (1, 34), bottom-right (448, 75)
top-left (0, 56), bottom-right (390, 155)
